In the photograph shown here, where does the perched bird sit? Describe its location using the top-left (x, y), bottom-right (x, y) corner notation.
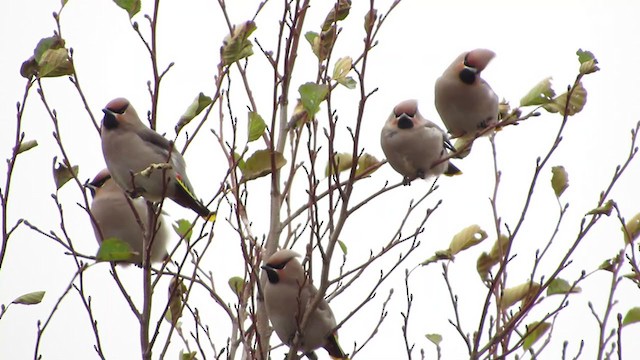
top-left (434, 48), bottom-right (499, 140)
top-left (88, 168), bottom-right (169, 265)
top-left (381, 99), bottom-right (460, 185)
top-left (100, 98), bottom-right (211, 219)
top-left (261, 250), bottom-right (347, 360)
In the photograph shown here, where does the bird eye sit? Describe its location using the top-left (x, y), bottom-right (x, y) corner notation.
top-left (270, 261), bottom-right (287, 270)
top-left (463, 53), bottom-right (472, 67)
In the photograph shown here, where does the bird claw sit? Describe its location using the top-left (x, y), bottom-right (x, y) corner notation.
top-left (402, 177), bottom-right (412, 186)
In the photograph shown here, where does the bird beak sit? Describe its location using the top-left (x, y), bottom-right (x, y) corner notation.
top-left (102, 108), bottom-right (115, 116)
top-left (84, 181), bottom-right (98, 197)
top-left (397, 114), bottom-right (414, 129)
top-left (443, 138), bottom-right (456, 152)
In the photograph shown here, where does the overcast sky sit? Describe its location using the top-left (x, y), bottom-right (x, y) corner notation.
top-left (1, 0), bottom-right (640, 359)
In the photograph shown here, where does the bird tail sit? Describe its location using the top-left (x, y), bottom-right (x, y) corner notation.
top-left (173, 178), bottom-right (215, 221)
top-left (324, 333), bottom-right (349, 359)
top-left (444, 162), bottom-right (462, 176)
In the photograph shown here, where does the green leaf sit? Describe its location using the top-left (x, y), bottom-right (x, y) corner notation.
top-left (172, 219), bottom-right (193, 242)
top-left (449, 225), bottom-right (487, 255)
top-left (304, 31), bottom-right (319, 50)
top-left (12, 291), bottom-right (45, 305)
top-left (228, 276), bottom-right (244, 296)
top-left (233, 152), bottom-right (246, 171)
top-left (247, 112), bottom-right (266, 142)
top-left (20, 57), bottom-right (39, 79)
top-left (96, 237), bottom-right (136, 262)
top-left (325, 153), bottom-right (353, 177)
top-left (332, 57), bottom-right (356, 89)
top-left (166, 276), bottom-right (187, 326)
top-left (577, 49), bottom-right (600, 75)
top-left (176, 93), bottom-right (212, 134)
top-left (241, 149), bottom-right (287, 181)
top-left (520, 77), bottom-right (555, 107)
top-left (500, 282), bottom-right (540, 309)
top-left (547, 278), bottom-right (581, 296)
top-left (551, 166), bottom-right (569, 197)
top-left (542, 82), bottom-right (587, 116)
top-left (113, 0), bottom-right (140, 18)
top-left (38, 48), bottom-right (74, 77)
top-left (220, 21), bottom-right (256, 66)
top-left (17, 140), bottom-right (38, 155)
top-left (53, 161), bottom-right (78, 190)
top-left (180, 351), bottom-right (198, 360)
top-left (421, 249), bottom-right (453, 266)
top-left (523, 321), bottom-right (551, 350)
top-left (587, 199), bottom-right (615, 216)
top-left (338, 240), bottom-right (348, 255)
top-left (34, 36), bottom-right (66, 63)
top-left (425, 333), bottom-right (442, 345)
top-left (598, 256), bottom-right (619, 272)
top-left (321, 0), bottom-right (351, 31)
top-left (622, 213), bottom-right (640, 245)
top-left (299, 83), bottom-right (329, 119)
top-left (622, 307), bottom-right (640, 326)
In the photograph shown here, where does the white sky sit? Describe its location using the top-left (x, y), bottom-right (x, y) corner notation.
top-left (1, 0), bottom-right (640, 359)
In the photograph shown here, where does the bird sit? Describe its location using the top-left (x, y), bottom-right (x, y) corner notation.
top-left (380, 99), bottom-right (460, 185)
top-left (434, 48), bottom-right (499, 141)
top-left (261, 249), bottom-right (347, 360)
top-left (88, 168), bottom-right (169, 265)
top-left (100, 97), bottom-right (212, 219)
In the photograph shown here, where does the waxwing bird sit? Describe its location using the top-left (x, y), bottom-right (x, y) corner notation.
top-left (381, 99), bottom-right (460, 185)
top-left (88, 168), bottom-right (169, 265)
top-left (261, 250), bottom-right (347, 360)
top-left (100, 98), bottom-right (212, 219)
top-left (434, 48), bottom-right (499, 139)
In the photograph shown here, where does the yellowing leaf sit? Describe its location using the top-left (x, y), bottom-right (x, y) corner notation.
top-left (452, 136), bottom-right (473, 159)
top-left (175, 93), bottom-right (212, 134)
top-left (598, 256), bottom-right (619, 272)
top-left (551, 166), bottom-right (569, 197)
top-left (332, 57), bottom-right (356, 89)
top-left (356, 153), bottom-right (380, 177)
top-left (53, 161), bottom-right (78, 190)
top-left (577, 49), bottom-right (600, 75)
top-left (489, 235), bottom-right (510, 260)
top-left (241, 149), bottom-right (287, 181)
top-left (12, 291), bottom-right (45, 305)
top-left (500, 282), bottom-right (540, 309)
top-left (321, 0), bottom-right (351, 31)
top-left (38, 48), bottom-right (74, 78)
top-left (542, 82), bottom-right (587, 116)
top-left (221, 21), bottom-right (256, 66)
top-left (587, 199), bottom-right (615, 216)
top-left (166, 276), bottom-right (187, 326)
top-left (364, 8), bottom-right (377, 34)
top-left (449, 225), bottom-right (487, 255)
top-left (96, 237), bottom-right (136, 262)
top-left (520, 77), bottom-right (555, 107)
top-left (247, 112), bottom-right (267, 142)
top-left (325, 153), bottom-right (353, 177)
top-left (477, 252), bottom-right (496, 282)
top-left (228, 276), bottom-right (245, 296)
top-left (523, 321), bottom-right (551, 350)
top-left (622, 213), bottom-right (640, 245)
top-left (113, 0), bottom-right (141, 18)
top-left (172, 219), bottom-right (193, 242)
top-left (547, 278), bottom-right (581, 296)
top-left (425, 333), bottom-right (442, 345)
top-left (299, 83), bottom-right (328, 118)
top-left (34, 35), bottom-right (66, 63)
top-left (622, 307), bottom-right (640, 326)
top-left (17, 140), bottom-right (38, 155)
